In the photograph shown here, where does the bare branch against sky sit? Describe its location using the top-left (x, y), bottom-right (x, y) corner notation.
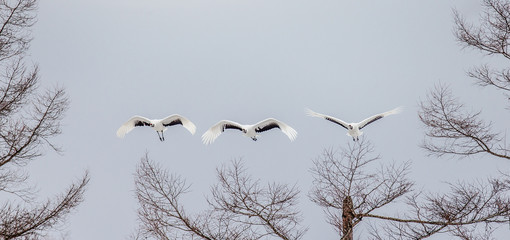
top-left (0, 0), bottom-right (89, 238)
top-left (309, 139), bottom-right (412, 239)
top-left (134, 154), bottom-right (307, 240)
top-left (420, 0), bottom-right (510, 161)
top-left (308, 139), bottom-right (510, 239)
top-left (368, 174), bottom-right (510, 239)
top-left (419, 83), bottom-right (510, 160)
top-left (454, 0), bottom-right (510, 103)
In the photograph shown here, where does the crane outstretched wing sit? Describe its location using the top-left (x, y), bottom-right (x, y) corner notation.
top-left (358, 107), bottom-right (402, 129)
top-left (161, 114), bottom-right (197, 135)
top-left (305, 108), bottom-right (349, 130)
top-left (202, 120), bottom-right (245, 145)
top-left (116, 116), bottom-right (152, 138)
top-left (254, 118), bottom-right (297, 141)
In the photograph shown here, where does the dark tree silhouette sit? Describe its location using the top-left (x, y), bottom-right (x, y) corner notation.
top-left (454, 0), bottom-right (510, 103)
top-left (134, 154), bottom-right (306, 240)
top-left (309, 139), bottom-right (412, 240)
top-left (310, 140), bottom-right (510, 239)
top-left (0, 0), bottom-right (89, 239)
top-left (419, 84), bottom-right (509, 160)
top-left (369, 175), bottom-right (510, 239)
top-left (420, 0), bottom-right (510, 160)
top-left (133, 141), bottom-right (509, 240)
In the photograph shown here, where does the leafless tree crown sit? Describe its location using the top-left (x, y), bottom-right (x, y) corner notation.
top-left (309, 139), bottom-right (413, 239)
top-left (454, 0), bottom-right (510, 102)
top-left (308, 139), bottom-right (510, 239)
top-left (380, 0), bottom-right (510, 238)
top-left (369, 175), bottom-right (510, 239)
top-left (419, 0), bottom-right (510, 161)
top-left (0, 0), bottom-right (89, 239)
top-left (419, 84), bottom-right (509, 160)
top-left (0, 0), bottom-right (36, 62)
top-left (0, 173), bottom-right (89, 239)
top-left (134, 155), bottom-right (307, 240)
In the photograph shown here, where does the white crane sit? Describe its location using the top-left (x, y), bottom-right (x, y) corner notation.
top-left (117, 114), bottom-right (196, 141)
top-left (306, 107), bottom-right (402, 141)
top-left (202, 118), bottom-right (297, 145)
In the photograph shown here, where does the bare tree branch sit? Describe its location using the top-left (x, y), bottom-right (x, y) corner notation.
top-left (0, 1), bottom-right (90, 238)
top-left (454, 0), bottom-right (510, 59)
top-left (419, 83), bottom-right (510, 160)
top-left (134, 154), bottom-right (206, 240)
top-left (309, 139), bottom-right (413, 239)
top-left (134, 155), bottom-right (307, 240)
top-left (0, 58), bottom-right (36, 117)
top-left (0, 0), bottom-right (36, 62)
top-left (0, 172), bottom-right (90, 239)
top-left (368, 175), bottom-right (510, 239)
top-left (209, 160), bottom-right (307, 240)
top-left (468, 64), bottom-right (510, 92)
top-left (454, 0), bottom-right (510, 103)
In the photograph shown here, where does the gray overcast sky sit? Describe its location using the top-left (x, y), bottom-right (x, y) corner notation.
top-left (25, 0), bottom-right (510, 239)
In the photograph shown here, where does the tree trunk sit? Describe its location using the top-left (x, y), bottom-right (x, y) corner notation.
top-left (342, 196), bottom-right (354, 240)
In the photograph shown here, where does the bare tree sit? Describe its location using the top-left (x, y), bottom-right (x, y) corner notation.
top-left (309, 139), bottom-right (413, 240)
top-left (309, 139), bottom-right (510, 239)
top-left (134, 154), bottom-right (306, 240)
top-left (368, 174), bottom-right (510, 239)
top-left (132, 141), bottom-right (510, 240)
top-left (385, 1), bottom-right (510, 238)
top-left (0, 174), bottom-right (89, 239)
top-left (419, 0), bottom-right (510, 161)
top-left (419, 83), bottom-right (509, 160)
top-left (0, 0), bottom-right (35, 63)
top-left (209, 160), bottom-right (307, 240)
top-left (454, 0), bottom-right (510, 102)
top-left (0, 0), bottom-right (89, 239)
